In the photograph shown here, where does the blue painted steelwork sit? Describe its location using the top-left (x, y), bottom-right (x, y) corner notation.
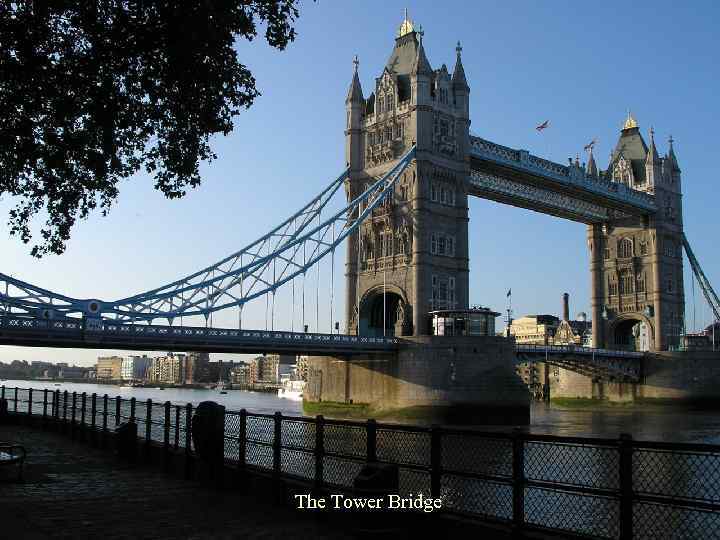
top-left (515, 344), bottom-right (643, 382)
top-left (470, 136), bottom-right (657, 213)
top-left (682, 233), bottom-right (720, 322)
top-left (0, 146), bottom-right (416, 324)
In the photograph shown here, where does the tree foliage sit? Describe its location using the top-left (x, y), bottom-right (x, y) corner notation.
top-left (0, 1), bottom-right (301, 256)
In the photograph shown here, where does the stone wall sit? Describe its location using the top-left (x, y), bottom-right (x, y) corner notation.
top-left (305, 335), bottom-right (530, 424)
top-left (548, 350), bottom-right (720, 402)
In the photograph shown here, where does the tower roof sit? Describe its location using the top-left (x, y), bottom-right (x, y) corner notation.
top-left (385, 11), bottom-right (430, 77)
top-left (586, 147), bottom-right (598, 177)
top-left (645, 127), bottom-right (659, 165)
top-left (667, 135), bottom-right (681, 171)
top-left (609, 112), bottom-right (648, 181)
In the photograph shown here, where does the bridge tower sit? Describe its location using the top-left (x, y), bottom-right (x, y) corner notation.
top-left (344, 13), bottom-right (471, 337)
top-left (588, 114), bottom-right (685, 351)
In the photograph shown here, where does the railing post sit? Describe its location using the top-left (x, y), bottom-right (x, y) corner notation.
top-left (273, 411), bottom-right (283, 496)
top-left (91, 393), bottom-right (97, 430)
top-left (163, 401), bottom-right (171, 472)
top-left (80, 392), bottom-right (87, 429)
top-left (130, 397), bottom-right (136, 423)
top-left (512, 428), bottom-right (525, 533)
top-left (27, 388), bottom-right (33, 419)
top-left (14, 387), bottom-right (18, 412)
top-left (102, 394), bottom-right (109, 448)
top-left (174, 406), bottom-right (181, 450)
top-left (184, 403), bottom-right (193, 480)
top-left (366, 418), bottom-right (377, 463)
top-left (71, 391), bottom-right (77, 439)
top-left (1, 385), bottom-right (4, 400)
top-left (314, 415), bottom-right (324, 492)
top-left (238, 409), bottom-right (247, 477)
top-left (430, 425), bottom-right (442, 498)
top-left (62, 390), bottom-right (68, 427)
top-left (115, 396), bottom-right (121, 426)
top-left (619, 433), bottom-right (634, 540)
top-left (42, 389), bottom-right (48, 427)
top-left (145, 398), bottom-right (152, 458)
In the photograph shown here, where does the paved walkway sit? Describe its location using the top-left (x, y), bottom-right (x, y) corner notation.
top-left (0, 424), bottom-right (354, 540)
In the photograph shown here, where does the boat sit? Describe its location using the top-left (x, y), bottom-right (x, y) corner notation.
top-left (277, 379), bottom-right (305, 401)
top-left (217, 379), bottom-right (227, 394)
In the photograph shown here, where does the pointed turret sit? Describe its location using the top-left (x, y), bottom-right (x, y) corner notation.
top-left (645, 127), bottom-right (661, 188)
top-left (451, 41), bottom-right (469, 89)
top-left (667, 135), bottom-right (680, 171)
top-left (346, 55), bottom-right (364, 104)
top-left (345, 55), bottom-right (364, 171)
top-left (411, 34), bottom-right (433, 76)
top-left (645, 127), bottom-right (659, 165)
top-left (586, 147), bottom-right (598, 177)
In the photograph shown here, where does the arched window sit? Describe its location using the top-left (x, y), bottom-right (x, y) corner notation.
top-left (618, 238), bottom-right (633, 258)
top-left (378, 97), bottom-right (384, 114)
top-left (619, 271), bottom-right (634, 295)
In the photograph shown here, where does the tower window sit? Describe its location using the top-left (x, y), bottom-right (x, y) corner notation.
top-left (431, 233), bottom-right (437, 255)
top-left (618, 238), bottom-right (633, 258)
top-left (431, 184), bottom-right (438, 202)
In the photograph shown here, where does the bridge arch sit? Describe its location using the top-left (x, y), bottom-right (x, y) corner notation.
top-left (609, 313), bottom-right (654, 352)
top-left (358, 284), bottom-right (410, 337)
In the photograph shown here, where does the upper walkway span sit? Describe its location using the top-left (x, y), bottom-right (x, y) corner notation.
top-left (469, 136), bottom-right (657, 223)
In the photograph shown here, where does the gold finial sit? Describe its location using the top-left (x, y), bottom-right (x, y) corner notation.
top-left (398, 8), bottom-right (415, 37)
top-left (623, 109), bottom-right (638, 130)
top-left (353, 54), bottom-right (359, 73)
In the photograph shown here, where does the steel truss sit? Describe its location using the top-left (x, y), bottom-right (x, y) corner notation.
top-left (1, 147), bottom-right (416, 324)
top-left (682, 233), bottom-right (720, 322)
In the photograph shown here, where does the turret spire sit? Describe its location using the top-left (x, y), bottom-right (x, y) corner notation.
top-left (667, 135), bottom-right (680, 171)
top-left (411, 33), bottom-right (432, 75)
top-left (646, 126), bottom-right (659, 164)
top-left (345, 55), bottom-right (363, 104)
top-left (586, 146), bottom-right (598, 177)
top-left (452, 40), bottom-right (469, 89)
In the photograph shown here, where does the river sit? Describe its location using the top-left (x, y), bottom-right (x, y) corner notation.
top-left (2, 379), bottom-right (719, 444)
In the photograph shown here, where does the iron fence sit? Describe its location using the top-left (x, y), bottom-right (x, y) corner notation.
top-left (2, 385), bottom-right (719, 540)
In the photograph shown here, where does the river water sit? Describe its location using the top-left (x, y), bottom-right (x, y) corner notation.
top-left (2, 379), bottom-right (719, 444)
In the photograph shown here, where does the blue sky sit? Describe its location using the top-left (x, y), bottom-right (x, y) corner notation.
top-left (2, 1), bottom-right (719, 366)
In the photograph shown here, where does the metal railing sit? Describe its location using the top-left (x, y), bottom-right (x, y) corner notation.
top-left (3, 385), bottom-right (719, 540)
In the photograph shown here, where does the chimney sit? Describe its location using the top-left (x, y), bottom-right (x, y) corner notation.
top-left (562, 293), bottom-right (570, 322)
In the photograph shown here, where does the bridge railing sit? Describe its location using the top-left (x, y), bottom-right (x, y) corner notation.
top-left (3, 385), bottom-right (719, 539)
top-left (515, 344), bottom-right (645, 358)
top-left (0, 315), bottom-right (400, 349)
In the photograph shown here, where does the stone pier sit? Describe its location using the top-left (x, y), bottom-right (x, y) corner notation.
top-left (304, 336), bottom-right (530, 425)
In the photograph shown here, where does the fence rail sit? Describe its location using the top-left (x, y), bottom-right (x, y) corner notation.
top-left (2, 385), bottom-right (719, 540)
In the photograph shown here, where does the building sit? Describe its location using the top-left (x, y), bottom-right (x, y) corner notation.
top-left (509, 315), bottom-right (560, 345)
top-left (58, 366), bottom-right (85, 379)
top-left (148, 353), bottom-right (185, 384)
top-left (295, 356), bottom-right (309, 381)
top-left (121, 355), bottom-right (152, 380)
top-left (430, 307), bottom-right (499, 336)
top-left (250, 355), bottom-right (280, 384)
top-left (96, 356), bottom-right (123, 380)
top-left (551, 294), bottom-right (592, 346)
top-left (183, 352), bottom-right (210, 384)
top-left (230, 363), bottom-right (252, 386)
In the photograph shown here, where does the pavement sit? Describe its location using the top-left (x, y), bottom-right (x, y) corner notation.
top-left (0, 424), bottom-right (356, 540)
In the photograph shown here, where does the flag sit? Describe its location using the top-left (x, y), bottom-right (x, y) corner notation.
top-left (506, 289), bottom-right (512, 297)
top-left (536, 120), bottom-right (549, 132)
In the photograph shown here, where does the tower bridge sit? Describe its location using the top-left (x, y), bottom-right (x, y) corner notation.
top-left (2, 13), bottom-right (718, 421)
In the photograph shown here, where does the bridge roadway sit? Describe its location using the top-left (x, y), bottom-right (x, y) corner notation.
top-left (0, 316), bottom-right (644, 379)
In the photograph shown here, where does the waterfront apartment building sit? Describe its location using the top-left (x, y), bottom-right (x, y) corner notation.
top-left (121, 355), bottom-right (152, 380)
top-left (183, 352), bottom-right (210, 384)
top-left (250, 355), bottom-right (280, 384)
top-left (230, 363), bottom-right (252, 385)
top-left (148, 353), bottom-right (185, 384)
top-left (96, 356), bottom-right (123, 380)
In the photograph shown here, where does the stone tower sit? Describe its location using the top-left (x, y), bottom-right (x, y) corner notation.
top-left (344, 14), bottom-right (470, 337)
top-left (588, 113), bottom-right (685, 351)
